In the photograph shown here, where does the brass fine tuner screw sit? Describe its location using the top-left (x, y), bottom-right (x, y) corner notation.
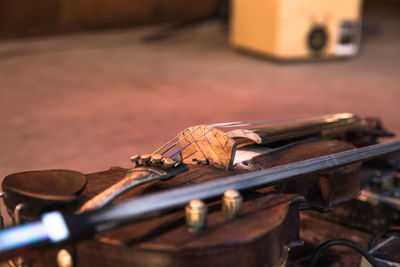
top-left (185, 199), bottom-right (207, 232)
top-left (222, 189), bottom-right (243, 220)
top-left (163, 158), bottom-right (176, 169)
top-left (151, 154), bottom-right (163, 165)
top-left (57, 249), bottom-right (74, 267)
top-left (140, 154), bottom-right (151, 165)
top-left (130, 154), bottom-right (140, 166)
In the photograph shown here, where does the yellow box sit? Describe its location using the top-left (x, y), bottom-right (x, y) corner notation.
top-left (230, 0), bottom-right (362, 60)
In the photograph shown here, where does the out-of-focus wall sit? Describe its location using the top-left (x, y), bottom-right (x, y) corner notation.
top-left (364, 0), bottom-right (400, 14)
top-left (0, 0), bottom-right (219, 38)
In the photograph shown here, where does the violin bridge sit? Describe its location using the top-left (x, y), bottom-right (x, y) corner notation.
top-left (177, 125), bottom-right (237, 170)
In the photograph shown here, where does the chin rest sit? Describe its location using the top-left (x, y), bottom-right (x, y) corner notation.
top-left (2, 170), bottom-right (87, 220)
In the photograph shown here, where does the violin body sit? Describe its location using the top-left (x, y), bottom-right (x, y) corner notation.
top-left (22, 139), bottom-right (360, 267)
top-left (1, 113), bottom-right (394, 267)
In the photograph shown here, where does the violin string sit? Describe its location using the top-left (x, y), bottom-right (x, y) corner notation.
top-left (151, 132), bottom-right (187, 155)
top-left (152, 125), bottom-right (201, 155)
top-left (155, 113), bottom-right (352, 155)
top-left (207, 117), bottom-right (308, 128)
top-left (182, 150), bottom-right (199, 161)
top-left (169, 127), bottom-right (213, 159)
top-left (156, 113), bottom-right (354, 162)
top-left (169, 127), bottom-right (212, 159)
top-left (159, 126), bottom-right (202, 156)
top-left (186, 126), bottom-right (209, 160)
top-left (207, 113), bottom-right (353, 128)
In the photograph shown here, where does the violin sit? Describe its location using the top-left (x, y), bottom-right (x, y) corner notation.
top-left (0, 113), bottom-right (398, 267)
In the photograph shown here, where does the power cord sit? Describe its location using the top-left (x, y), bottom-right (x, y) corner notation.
top-left (369, 226), bottom-right (400, 249)
top-left (310, 238), bottom-right (381, 267)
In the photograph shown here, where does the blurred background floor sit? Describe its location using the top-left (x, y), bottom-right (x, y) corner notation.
top-left (0, 14), bottom-right (399, 188)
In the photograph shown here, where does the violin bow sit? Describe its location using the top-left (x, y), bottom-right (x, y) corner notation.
top-left (1, 140), bottom-right (400, 256)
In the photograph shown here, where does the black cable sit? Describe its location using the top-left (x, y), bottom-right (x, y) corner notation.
top-left (310, 238), bottom-right (381, 267)
top-left (369, 232), bottom-right (387, 250)
top-left (369, 226), bottom-right (400, 249)
top-left (142, 16), bottom-right (216, 43)
top-left (142, 0), bottom-right (230, 43)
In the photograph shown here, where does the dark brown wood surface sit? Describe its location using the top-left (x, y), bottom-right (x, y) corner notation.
top-left (0, 0), bottom-right (218, 38)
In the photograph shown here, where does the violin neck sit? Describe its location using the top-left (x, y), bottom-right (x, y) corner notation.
top-left (224, 113), bottom-right (382, 147)
top-left (253, 113), bottom-right (361, 145)
top-left (154, 113), bottom-right (389, 170)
